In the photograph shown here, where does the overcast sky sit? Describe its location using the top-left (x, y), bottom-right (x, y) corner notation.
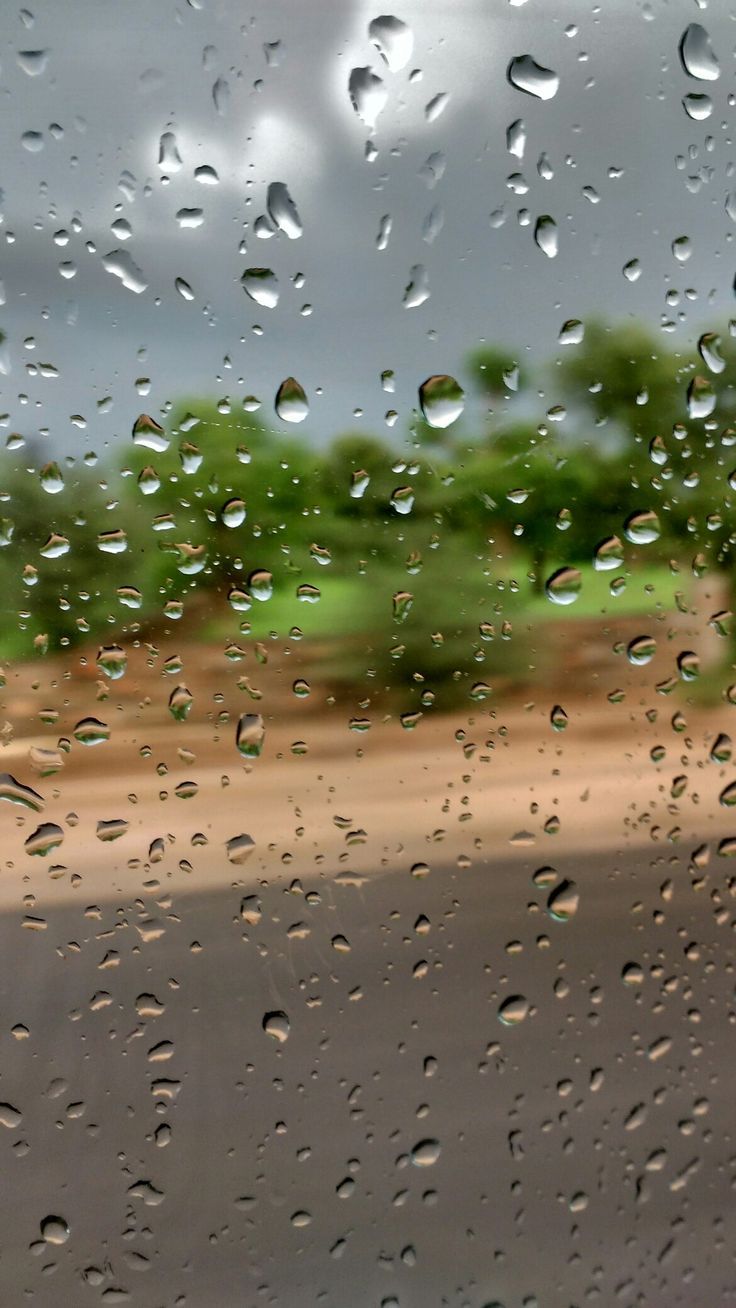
top-left (0, 0), bottom-right (734, 454)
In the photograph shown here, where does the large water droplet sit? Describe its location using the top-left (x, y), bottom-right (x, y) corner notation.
top-left (249, 569), bottom-right (273, 601)
top-left (593, 535), bottom-right (624, 571)
top-left (0, 774), bottom-right (44, 811)
top-left (97, 645), bottom-right (127, 680)
top-left (102, 248), bottom-right (147, 294)
top-left (267, 182), bottom-right (302, 239)
top-left (368, 15), bottom-right (413, 72)
top-left (627, 635), bottom-right (656, 666)
top-left (545, 566), bottom-right (581, 606)
top-left (241, 268), bottom-right (278, 308)
top-left (237, 713), bottom-right (265, 758)
top-left (227, 833), bottom-right (256, 865)
top-left (534, 215), bottom-right (558, 258)
top-left (507, 55), bottom-right (559, 100)
top-left (411, 1138), bottom-right (441, 1167)
top-left (687, 375), bottom-right (716, 419)
top-left (39, 462), bottom-right (64, 494)
top-left (623, 510), bottom-right (660, 545)
top-left (158, 130), bottom-right (182, 172)
top-left (679, 23), bottom-right (719, 81)
top-left (418, 374), bottom-right (464, 428)
top-left (263, 1010), bottom-right (290, 1042)
top-left (222, 498), bottom-right (246, 528)
top-left (403, 264), bottom-right (430, 307)
top-left (133, 413), bottom-right (168, 452)
top-left (73, 717), bottom-right (110, 746)
top-left (348, 67), bottom-right (388, 129)
top-left (698, 332), bottom-right (725, 374)
top-left (498, 995), bottom-right (529, 1025)
top-left (41, 1216), bottom-right (69, 1245)
top-left (275, 377), bottom-right (308, 423)
top-left (547, 878), bottom-right (579, 921)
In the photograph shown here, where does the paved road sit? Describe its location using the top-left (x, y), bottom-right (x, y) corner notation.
top-left (0, 840), bottom-right (734, 1307)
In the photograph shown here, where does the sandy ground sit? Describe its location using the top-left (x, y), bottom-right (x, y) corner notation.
top-left (0, 629), bottom-right (731, 913)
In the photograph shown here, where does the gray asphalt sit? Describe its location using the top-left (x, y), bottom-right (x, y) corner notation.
top-left (0, 842), bottom-right (734, 1307)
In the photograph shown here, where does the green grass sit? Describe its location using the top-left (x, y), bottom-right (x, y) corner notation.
top-left (201, 560), bottom-right (682, 647)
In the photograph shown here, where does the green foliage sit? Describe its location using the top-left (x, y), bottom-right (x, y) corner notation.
top-left (1, 320), bottom-right (735, 684)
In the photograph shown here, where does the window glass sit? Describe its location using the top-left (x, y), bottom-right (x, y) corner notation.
top-left (1, 2), bottom-right (734, 1305)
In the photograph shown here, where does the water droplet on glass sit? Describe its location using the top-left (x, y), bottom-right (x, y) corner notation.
top-left (594, 535), bottom-right (624, 571)
top-left (97, 645), bottom-right (127, 680)
top-left (687, 375), bottom-right (716, 419)
top-left (350, 469), bottom-right (370, 498)
top-left (550, 704), bottom-right (568, 732)
top-left (102, 248), bottom-right (147, 294)
top-left (236, 713), bottom-right (265, 759)
top-left (349, 67), bottom-right (388, 129)
top-left (507, 55), bottom-right (559, 100)
top-left (368, 15), bottom-right (414, 72)
top-left (25, 822), bottom-right (64, 857)
top-left (0, 774), bottom-right (44, 811)
top-left (391, 486), bottom-right (415, 515)
top-left (241, 268), bottom-right (279, 308)
top-left (266, 182), bottom-right (302, 240)
top-left (534, 215), bottom-right (558, 258)
top-left (627, 636), bottom-right (656, 666)
top-left (40, 533), bottom-right (70, 559)
top-left (559, 318), bottom-right (584, 346)
top-left (411, 1138), bottom-right (441, 1167)
top-left (425, 91), bottom-right (450, 123)
top-left (545, 566), bottom-right (581, 606)
top-left (393, 590), bottom-right (413, 622)
top-left (41, 1216), bottom-right (69, 1245)
top-left (403, 264), bottom-right (430, 307)
top-left (39, 462), bottom-right (64, 494)
top-left (507, 118), bottom-right (526, 159)
top-left (547, 879), bottom-right (579, 921)
top-left (222, 498), bottom-right (246, 528)
top-left (275, 377), bottom-right (308, 423)
top-left (158, 130), bottom-right (182, 171)
top-left (698, 332), bottom-right (725, 374)
top-left (418, 374), bottom-right (464, 428)
top-left (263, 1010), bottom-right (290, 1042)
top-left (683, 92), bottom-right (712, 120)
top-left (226, 833), bottom-right (256, 864)
top-left (17, 49), bottom-right (49, 77)
top-left (498, 995), bottom-right (529, 1025)
top-left (249, 569), bottom-right (273, 601)
top-left (133, 413), bottom-right (168, 452)
top-left (679, 23), bottom-right (719, 81)
top-left (624, 510), bottom-right (660, 545)
top-left (73, 717), bottom-right (110, 746)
